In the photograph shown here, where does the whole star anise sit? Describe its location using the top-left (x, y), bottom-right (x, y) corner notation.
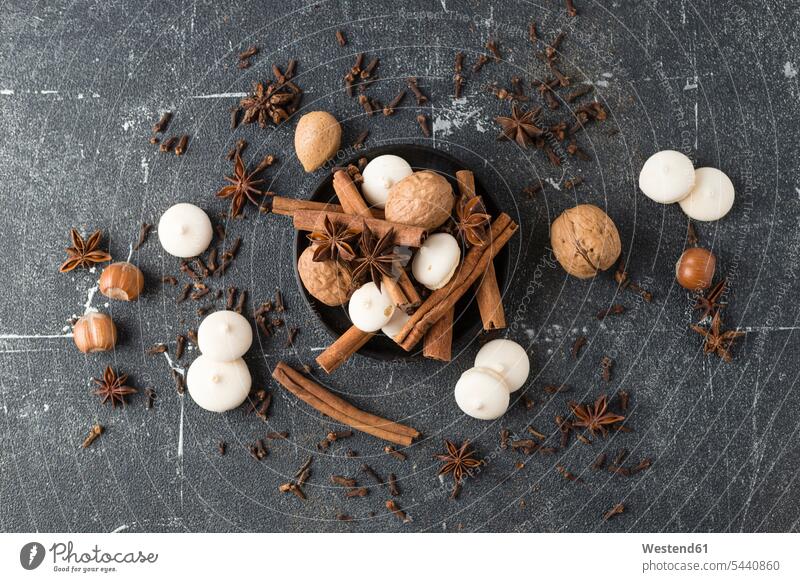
top-left (435, 439), bottom-right (483, 485)
top-left (690, 311), bottom-right (744, 362)
top-left (495, 103), bottom-right (544, 147)
top-left (570, 395), bottom-right (625, 437)
top-left (351, 226), bottom-right (402, 289)
top-left (93, 366), bottom-right (137, 409)
top-left (59, 229), bottom-right (112, 273)
top-left (307, 215), bottom-right (358, 263)
top-left (694, 278), bottom-right (727, 321)
top-left (216, 153), bottom-right (264, 217)
top-left (455, 195), bottom-right (491, 246)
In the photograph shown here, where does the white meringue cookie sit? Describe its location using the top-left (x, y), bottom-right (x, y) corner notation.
top-left (678, 167), bottom-right (735, 222)
top-left (638, 150), bottom-right (695, 204)
top-left (474, 339), bottom-right (530, 392)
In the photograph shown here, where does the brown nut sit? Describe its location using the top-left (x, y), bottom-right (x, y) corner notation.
top-left (73, 312), bottom-right (117, 353)
top-left (99, 262), bottom-right (144, 301)
top-left (550, 204), bottom-right (621, 279)
top-left (294, 111), bottom-right (342, 172)
top-left (297, 246), bottom-right (353, 306)
top-left (384, 171), bottom-right (454, 230)
top-left (675, 247), bottom-right (715, 290)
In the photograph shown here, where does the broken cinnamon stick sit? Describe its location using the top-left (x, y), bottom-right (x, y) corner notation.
top-left (272, 361), bottom-right (419, 446)
top-left (456, 170), bottom-right (506, 330)
top-left (395, 214), bottom-right (518, 350)
top-left (293, 210), bottom-right (427, 248)
top-left (316, 325), bottom-right (374, 373)
top-left (423, 306), bottom-right (454, 361)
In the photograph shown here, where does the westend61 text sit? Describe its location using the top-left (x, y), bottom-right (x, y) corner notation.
top-left (642, 543), bottom-right (708, 554)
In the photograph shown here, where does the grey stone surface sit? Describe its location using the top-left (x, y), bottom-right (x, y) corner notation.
top-left (1, 0), bottom-right (799, 533)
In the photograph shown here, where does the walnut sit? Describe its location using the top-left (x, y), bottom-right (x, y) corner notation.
top-left (550, 204), bottom-right (621, 279)
top-left (297, 246), bottom-right (353, 306)
top-left (384, 171), bottom-right (454, 230)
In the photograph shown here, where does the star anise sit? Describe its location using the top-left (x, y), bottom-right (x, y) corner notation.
top-left (690, 311), bottom-right (744, 362)
top-left (435, 439), bottom-right (482, 484)
top-left (59, 229), bottom-right (112, 273)
top-left (495, 103), bottom-right (544, 147)
top-left (307, 215), bottom-right (358, 263)
top-left (93, 366), bottom-right (137, 409)
top-left (455, 195), bottom-right (491, 246)
top-left (694, 278), bottom-right (727, 321)
top-left (570, 395), bottom-right (625, 437)
top-left (216, 153), bottom-right (264, 217)
top-left (351, 226), bottom-right (402, 289)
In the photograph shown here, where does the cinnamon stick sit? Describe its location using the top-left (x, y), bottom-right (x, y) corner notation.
top-left (395, 214), bottom-right (518, 350)
top-left (333, 170), bottom-right (372, 216)
top-left (456, 170), bottom-right (506, 330)
top-left (266, 195), bottom-right (386, 219)
top-left (293, 210), bottom-right (427, 248)
top-left (423, 306), bottom-right (454, 361)
top-left (266, 196), bottom-right (346, 216)
top-left (316, 325), bottom-right (374, 373)
top-left (272, 362), bottom-right (419, 446)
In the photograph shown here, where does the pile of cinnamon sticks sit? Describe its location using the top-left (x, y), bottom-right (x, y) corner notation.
top-left (265, 165), bottom-right (517, 372)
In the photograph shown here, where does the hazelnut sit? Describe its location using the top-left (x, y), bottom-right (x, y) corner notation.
top-left (550, 204), bottom-right (621, 279)
top-left (297, 246), bottom-right (353, 306)
top-left (675, 247), bottom-right (716, 290)
top-left (99, 262), bottom-right (144, 301)
top-left (73, 312), bottom-right (117, 353)
top-left (294, 111), bottom-right (342, 172)
top-left (384, 171), bottom-right (454, 230)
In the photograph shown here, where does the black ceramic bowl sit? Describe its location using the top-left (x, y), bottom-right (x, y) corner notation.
top-left (293, 144), bottom-right (509, 360)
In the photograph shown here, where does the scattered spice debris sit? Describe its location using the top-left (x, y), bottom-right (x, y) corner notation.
top-left (144, 388), bottom-right (156, 410)
top-left (81, 424), bottom-right (104, 448)
top-left (416, 113), bottom-right (430, 137)
top-left (134, 223), bottom-right (152, 251)
top-left (603, 503), bottom-right (625, 521)
top-left (571, 336), bottom-right (587, 359)
top-left (406, 77), bottom-right (428, 104)
top-left (600, 356), bottom-right (614, 382)
top-left (383, 446), bottom-right (407, 461)
top-left (335, 30), bottom-right (347, 46)
top-left (597, 304), bottom-right (625, 320)
top-left (386, 500), bottom-right (410, 523)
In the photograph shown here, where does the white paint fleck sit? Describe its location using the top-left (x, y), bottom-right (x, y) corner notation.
top-left (545, 178), bottom-right (561, 191)
top-left (602, 72), bottom-right (614, 78)
top-left (594, 80), bottom-right (610, 88)
top-left (111, 524), bottom-right (129, 533)
top-left (684, 76), bottom-right (698, 91)
top-left (432, 97), bottom-right (489, 137)
top-left (83, 284), bottom-right (99, 314)
top-left (140, 156), bottom-right (149, 184)
top-left (784, 61), bottom-right (797, 79)
top-left (0, 89), bottom-right (14, 95)
top-left (190, 92), bottom-right (247, 99)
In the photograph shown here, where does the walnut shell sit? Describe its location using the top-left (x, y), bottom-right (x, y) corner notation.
top-left (297, 246), bottom-right (353, 306)
top-left (550, 204), bottom-right (621, 279)
top-left (384, 171), bottom-right (454, 230)
top-left (294, 111), bottom-right (342, 172)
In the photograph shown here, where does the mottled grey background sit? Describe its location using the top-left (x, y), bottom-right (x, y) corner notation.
top-left (1, 0), bottom-right (799, 533)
